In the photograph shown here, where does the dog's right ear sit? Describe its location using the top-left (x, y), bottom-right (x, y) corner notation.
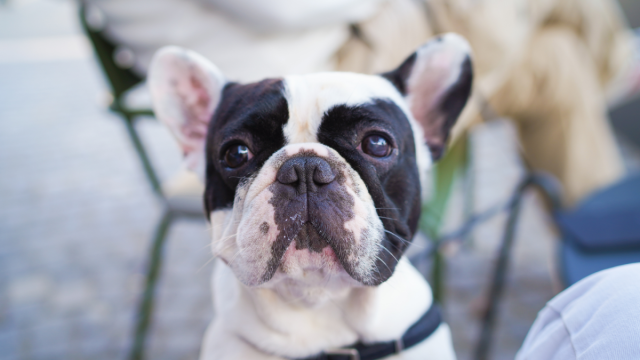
top-left (148, 46), bottom-right (226, 180)
top-left (382, 34), bottom-right (473, 161)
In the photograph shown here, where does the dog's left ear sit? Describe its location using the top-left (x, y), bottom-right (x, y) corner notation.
top-left (148, 46), bottom-right (226, 179)
top-left (382, 33), bottom-right (473, 160)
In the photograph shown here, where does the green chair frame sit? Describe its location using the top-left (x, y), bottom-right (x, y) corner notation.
top-left (419, 136), bottom-right (469, 302)
top-left (79, 5), bottom-right (204, 360)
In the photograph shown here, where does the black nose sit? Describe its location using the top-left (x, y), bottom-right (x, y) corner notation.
top-left (276, 156), bottom-right (336, 193)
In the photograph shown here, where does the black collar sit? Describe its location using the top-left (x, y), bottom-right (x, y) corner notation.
top-left (296, 302), bottom-right (442, 360)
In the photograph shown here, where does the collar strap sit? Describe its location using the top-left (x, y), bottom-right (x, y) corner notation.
top-left (296, 303), bottom-right (442, 360)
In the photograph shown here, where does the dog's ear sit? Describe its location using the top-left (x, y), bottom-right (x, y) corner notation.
top-left (148, 46), bottom-right (226, 179)
top-left (382, 33), bottom-right (473, 160)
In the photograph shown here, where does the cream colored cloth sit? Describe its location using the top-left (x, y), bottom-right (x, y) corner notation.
top-left (426, 0), bottom-right (634, 204)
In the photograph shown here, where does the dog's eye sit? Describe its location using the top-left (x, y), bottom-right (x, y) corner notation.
top-left (223, 144), bottom-right (252, 168)
top-left (362, 135), bottom-right (391, 158)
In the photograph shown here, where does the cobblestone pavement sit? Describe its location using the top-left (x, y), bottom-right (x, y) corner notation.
top-left (1, 1), bottom-right (639, 360)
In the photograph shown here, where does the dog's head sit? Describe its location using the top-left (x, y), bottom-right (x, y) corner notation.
top-left (149, 34), bottom-right (472, 289)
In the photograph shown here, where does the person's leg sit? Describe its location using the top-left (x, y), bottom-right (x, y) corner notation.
top-left (491, 26), bottom-right (624, 205)
top-left (516, 263), bottom-right (640, 359)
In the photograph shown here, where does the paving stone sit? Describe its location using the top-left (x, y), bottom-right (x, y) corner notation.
top-left (0, 330), bottom-right (19, 360)
top-left (28, 321), bottom-right (72, 358)
top-left (7, 275), bottom-right (54, 305)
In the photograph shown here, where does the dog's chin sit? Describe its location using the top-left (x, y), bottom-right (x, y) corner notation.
top-left (263, 223), bottom-right (367, 288)
top-left (223, 220), bottom-right (392, 289)
top-left (266, 243), bottom-right (366, 305)
top-left (276, 243), bottom-right (349, 282)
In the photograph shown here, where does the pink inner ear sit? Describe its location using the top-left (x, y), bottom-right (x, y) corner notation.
top-left (149, 46), bottom-right (226, 179)
top-left (407, 49), bottom-right (462, 154)
top-left (176, 74), bottom-right (214, 153)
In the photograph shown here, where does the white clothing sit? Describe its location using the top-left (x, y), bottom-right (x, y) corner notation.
top-left (516, 263), bottom-right (640, 360)
top-left (85, 0), bottom-right (386, 82)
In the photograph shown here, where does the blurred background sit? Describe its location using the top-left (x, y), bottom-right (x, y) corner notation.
top-left (1, 0), bottom-right (639, 359)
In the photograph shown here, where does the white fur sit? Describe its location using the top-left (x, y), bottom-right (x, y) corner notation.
top-left (201, 258), bottom-right (456, 360)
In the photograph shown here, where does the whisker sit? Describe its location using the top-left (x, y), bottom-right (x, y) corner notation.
top-left (378, 243), bottom-right (400, 263)
top-left (383, 230), bottom-right (411, 245)
top-left (197, 255), bottom-right (217, 273)
top-left (219, 232), bottom-right (239, 242)
top-left (213, 237), bottom-right (240, 254)
top-left (373, 254), bottom-right (393, 274)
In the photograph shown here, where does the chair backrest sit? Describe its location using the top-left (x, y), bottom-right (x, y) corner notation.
top-left (78, 3), bottom-right (143, 104)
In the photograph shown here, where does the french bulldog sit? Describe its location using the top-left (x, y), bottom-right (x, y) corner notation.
top-left (148, 33), bottom-right (473, 360)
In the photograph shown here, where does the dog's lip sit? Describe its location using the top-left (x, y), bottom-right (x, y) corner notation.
top-left (283, 243), bottom-right (339, 263)
top-left (279, 242), bottom-right (343, 276)
top-left (275, 221), bottom-right (357, 275)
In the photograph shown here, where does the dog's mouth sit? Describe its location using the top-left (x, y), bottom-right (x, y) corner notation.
top-left (227, 146), bottom-right (387, 287)
top-left (262, 215), bottom-right (357, 283)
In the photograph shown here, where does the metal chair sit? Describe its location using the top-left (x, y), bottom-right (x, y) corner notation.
top-left (470, 170), bottom-right (640, 359)
top-left (79, 4), bottom-right (205, 359)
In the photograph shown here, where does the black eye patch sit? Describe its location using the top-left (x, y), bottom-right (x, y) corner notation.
top-left (317, 99), bottom-right (413, 165)
top-left (204, 79), bottom-right (289, 215)
top-left (317, 98), bottom-right (422, 283)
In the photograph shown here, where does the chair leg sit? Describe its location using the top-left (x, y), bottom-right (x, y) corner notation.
top-left (129, 209), bottom-right (173, 360)
top-left (122, 115), bottom-right (164, 197)
top-left (473, 176), bottom-right (533, 360)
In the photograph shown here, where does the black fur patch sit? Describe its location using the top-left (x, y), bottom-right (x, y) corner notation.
top-left (204, 79), bottom-right (289, 217)
top-left (318, 99), bottom-right (422, 285)
top-left (435, 57), bottom-right (473, 159)
top-left (380, 52), bottom-right (417, 96)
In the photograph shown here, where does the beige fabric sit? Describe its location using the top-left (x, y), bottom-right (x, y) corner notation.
top-left (491, 26), bottom-right (624, 204)
top-left (334, 0), bottom-right (434, 74)
top-left (424, 0), bottom-right (634, 205)
top-left (426, 0), bottom-right (634, 103)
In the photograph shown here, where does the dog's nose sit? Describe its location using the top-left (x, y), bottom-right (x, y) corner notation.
top-left (276, 156), bottom-right (336, 193)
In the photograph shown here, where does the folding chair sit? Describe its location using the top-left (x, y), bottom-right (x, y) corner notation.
top-left (79, 4), bottom-right (205, 359)
top-left (470, 169), bottom-right (640, 360)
